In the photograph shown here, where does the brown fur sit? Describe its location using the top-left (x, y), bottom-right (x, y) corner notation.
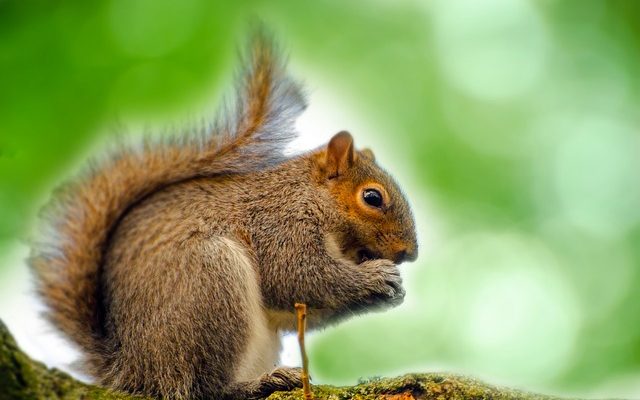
top-left (30, 31), bottom-right (417, 399)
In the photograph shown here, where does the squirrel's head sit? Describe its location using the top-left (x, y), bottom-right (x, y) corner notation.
top-left (318, 131), bottom-right (418, 265)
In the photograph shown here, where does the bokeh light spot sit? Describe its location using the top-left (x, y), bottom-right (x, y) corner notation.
top-left (418, 231), bottom-right (579, 384)
top-left (550, 116), bottom-right (640, 238)
top-left (430, 0), bottom-right (549, 100)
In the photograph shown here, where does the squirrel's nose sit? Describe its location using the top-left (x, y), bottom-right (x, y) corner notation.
top-left (394, 248), bottom-right (417, 264)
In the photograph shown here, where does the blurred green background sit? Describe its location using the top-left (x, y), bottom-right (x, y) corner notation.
top-left (1, 0), bottom-right (639, 397)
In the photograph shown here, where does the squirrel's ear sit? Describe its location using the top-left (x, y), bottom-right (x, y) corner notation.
top-left (326, 131), bottom-right (355, 178)
top-left (360, 148), bottom-right (375, 161)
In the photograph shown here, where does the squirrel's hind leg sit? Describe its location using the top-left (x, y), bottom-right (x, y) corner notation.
top-left (101, 235), bottom-right (279, 399)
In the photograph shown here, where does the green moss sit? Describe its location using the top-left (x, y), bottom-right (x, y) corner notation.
top-left (266, 374), bottom-right (563, 400)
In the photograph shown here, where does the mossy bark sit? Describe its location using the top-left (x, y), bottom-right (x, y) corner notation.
top-left (0, 319), bottom-right (149, 400)
top-left (0, 319), bottom-right (570, 399)
top-left (265, 374), bottom-right (565, 400)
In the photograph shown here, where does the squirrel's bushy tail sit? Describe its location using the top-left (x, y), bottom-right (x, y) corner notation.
top-left (29, 31), bottom-right (306, 364)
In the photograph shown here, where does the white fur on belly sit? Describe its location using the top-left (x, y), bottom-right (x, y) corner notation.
top-left (219, 237), bottom-right (281, 383)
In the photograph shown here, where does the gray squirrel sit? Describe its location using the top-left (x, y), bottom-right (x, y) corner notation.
top-left (30, 31), bottom-right (418, 399)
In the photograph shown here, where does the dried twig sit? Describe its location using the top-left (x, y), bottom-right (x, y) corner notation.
top-left (295, 303), bottom-right (313, 400)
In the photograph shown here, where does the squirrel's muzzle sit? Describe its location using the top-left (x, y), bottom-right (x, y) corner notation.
top-left (394, 248), bottom-right (418, 264)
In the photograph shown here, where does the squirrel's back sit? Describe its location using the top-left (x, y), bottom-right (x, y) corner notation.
top-left (29, 31), bottom-right (306, 374)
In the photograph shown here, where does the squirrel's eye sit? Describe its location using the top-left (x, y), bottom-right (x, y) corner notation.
top-left (363, 189), bottom-right (383, 208)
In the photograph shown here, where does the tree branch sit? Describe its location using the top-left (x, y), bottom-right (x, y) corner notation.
top-left (0, 319), bottom-right (574, 400)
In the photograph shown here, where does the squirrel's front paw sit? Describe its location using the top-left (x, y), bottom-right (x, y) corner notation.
top-left (359, 259), bottom-right (405, 307)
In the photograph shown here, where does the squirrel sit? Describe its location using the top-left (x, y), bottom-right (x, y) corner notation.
top-left (29, 31), bottom-right (418, 400)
